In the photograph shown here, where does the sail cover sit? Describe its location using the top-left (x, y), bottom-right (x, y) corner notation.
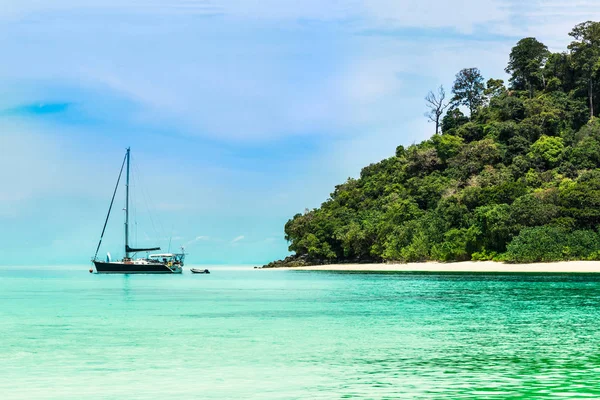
top-left (126, 245), bottom-right (161, 253)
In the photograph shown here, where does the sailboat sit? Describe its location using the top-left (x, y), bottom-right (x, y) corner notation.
top-left (91, 148), bottom-right (184, 274)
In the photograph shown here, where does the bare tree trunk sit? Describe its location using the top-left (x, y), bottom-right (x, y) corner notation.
top-left (541, 74), bottom-right (546, 89)
top-left (590, 80), bottom-right (595, 119)
top-left (425, 85), bottom-right (448, 134)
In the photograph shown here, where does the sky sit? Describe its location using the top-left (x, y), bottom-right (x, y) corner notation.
top-left (1, 0), bottom-right (600, 266)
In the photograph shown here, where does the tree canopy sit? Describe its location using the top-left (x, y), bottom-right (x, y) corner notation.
top-left (568, 21), bottom-right (600, 118)
top-left (451, 68), bottom-right (485, 116)
top-left (505, 37), bottom-right (549, 97)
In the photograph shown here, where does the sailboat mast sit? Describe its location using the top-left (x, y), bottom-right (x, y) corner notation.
top-left (125, 147), bottom-right (130, 259)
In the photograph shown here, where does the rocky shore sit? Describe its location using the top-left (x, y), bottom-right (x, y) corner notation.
top-left (261, 255), bottom-right (313, 268)
top-left (261, 254), bottom-right (379, 269)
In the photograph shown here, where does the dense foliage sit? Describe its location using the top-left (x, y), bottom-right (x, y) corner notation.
top-left (283, 22), bottom-right (600, 264)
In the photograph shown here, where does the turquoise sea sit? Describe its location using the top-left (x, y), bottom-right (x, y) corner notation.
top-left (2, 266), bottom-right (600, 399)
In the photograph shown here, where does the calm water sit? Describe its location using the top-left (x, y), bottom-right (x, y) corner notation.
top-left (1, 266), bottom-right (600, 399)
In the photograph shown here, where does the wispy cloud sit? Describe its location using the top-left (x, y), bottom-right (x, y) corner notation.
top-left (0, 1), bottom-right (223, 19)
top-left (184, 236), bottom-right (210, 246)
top-left (2, 0), bottom-right (598, 142)
top-left (231, 235), bottom-right (245, 244)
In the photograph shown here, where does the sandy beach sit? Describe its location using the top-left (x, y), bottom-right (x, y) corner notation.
top-left (268, 260), bottom-right (600, 273)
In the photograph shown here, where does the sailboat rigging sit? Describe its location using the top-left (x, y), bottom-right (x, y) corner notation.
top-left (91, 147), bottom-right (184, 274)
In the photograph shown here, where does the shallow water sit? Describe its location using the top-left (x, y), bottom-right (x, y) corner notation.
top-left (1, 266), bottom-right (600, 399)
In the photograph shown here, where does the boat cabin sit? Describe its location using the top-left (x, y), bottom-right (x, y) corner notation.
top-left (149, 253), bottom-right (185, 265)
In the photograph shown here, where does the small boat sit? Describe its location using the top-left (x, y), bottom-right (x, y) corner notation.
top-left (190, 268), bottom-right (210, 274)
top-left (91, 147), bottom-right (185, 274)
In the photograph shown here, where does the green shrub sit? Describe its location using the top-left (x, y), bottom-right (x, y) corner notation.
top-left (431, 227), bottom-right (478, 262)
top-left (471, 248), bottom-right (498, 261)
top-left (504, 226), bottom-right (600, 263)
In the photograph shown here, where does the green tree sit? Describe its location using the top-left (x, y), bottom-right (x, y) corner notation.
top-left (431, 227), bottom-right (478, 262)
top-left (405, 146), bottom-right (441, 175)
top-left (447, 138), bottom-right (501, 180)
top-left (431, 134), bottom-right (464, 162)
top-left (451, 68), bottom-right (485, 117)
top-left (568, 21), bottom-right (600, 119)
top-left (505, 37), bottom-right (550, 97)
top-left (474, 204), bottom-right (514, 252)
top-left (484, 78), bottom-right (506, 101)
top-left (441, 108), bottom-right (469, 134)
top-left (570, 120), bottom-right (600, 168)
top-left (528, 135), bottom-right (565, 169)
top-left (510, 193), bottom-right (560, 228)
top-left (559, 170), bottom-right (600, 228)
top-left (505, 226), bottom-right (600, 263)
top-left (543, 52), bottom-right (574, 92)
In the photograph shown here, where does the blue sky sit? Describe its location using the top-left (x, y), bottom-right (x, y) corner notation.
top-left (1, 0), bottom-right (599, 265)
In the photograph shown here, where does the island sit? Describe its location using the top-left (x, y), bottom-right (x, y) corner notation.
top-left (264, 21), bottom-right (600, 269)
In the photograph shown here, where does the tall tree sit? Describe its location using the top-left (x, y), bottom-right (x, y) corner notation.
top-left (543, 52), bottom-right (575, 92)
top-left (568, 21), bottom-right (600, 119)
top-left (425, 85), bottom-right (450, 134)
top-left (451, 68), bottom-right (485, 117)
top-left (505, 37), bottom-right (550, 98)
top-left (484, 79), bottom-right (506, 102)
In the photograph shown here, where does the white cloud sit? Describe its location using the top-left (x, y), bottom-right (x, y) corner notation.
top-left (362, 0), bottom-right (508, 34)
top-left (480, 1), bottom-right (600, 47)
top-left (2, 0), bottom-right (598, 144)
top-left (231, 235), bottom-right (245, 244)
top-left (0, 1), bottom-right (221, 19)
top-left (184, 236), bottom-right (210, 246)
top-left (0, 0), bottom-right (507, 32)
top-left (1, 0), bottom-right (598, 39)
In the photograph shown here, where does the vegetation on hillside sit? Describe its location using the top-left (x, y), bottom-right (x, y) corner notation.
top-left (271, 21), bottom-right (600, 266)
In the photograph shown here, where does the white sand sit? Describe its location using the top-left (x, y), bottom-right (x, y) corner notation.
top-left (267, 261), bottom-right (600, 273)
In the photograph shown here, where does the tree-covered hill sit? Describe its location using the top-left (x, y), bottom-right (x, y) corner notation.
top-left (266, 21), bottom-right (600, 267)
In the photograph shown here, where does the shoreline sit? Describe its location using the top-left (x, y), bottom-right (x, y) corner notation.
top-left (265, 260), bottom-right (600, 273)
